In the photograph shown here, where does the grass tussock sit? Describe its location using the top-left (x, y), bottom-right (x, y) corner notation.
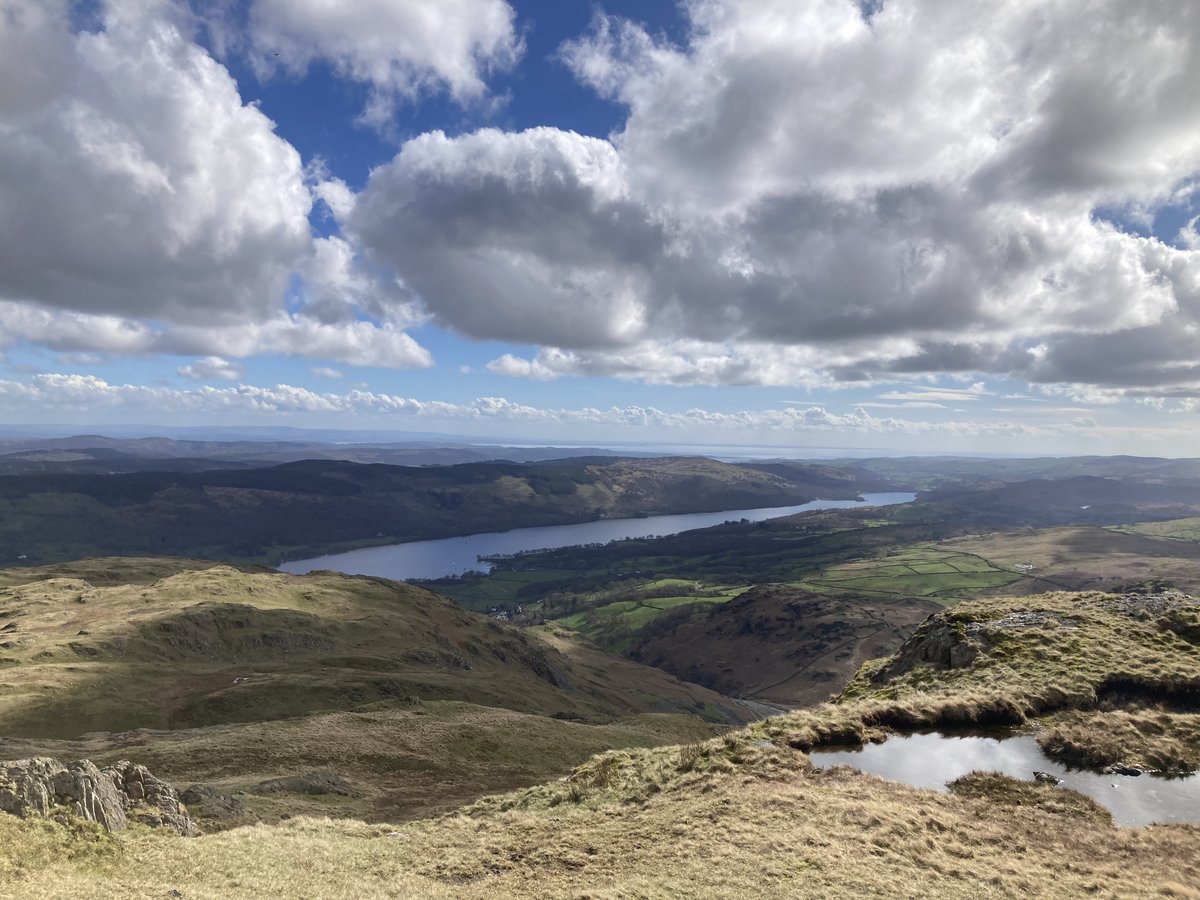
top-left (0, 814), bottom-right (118, 884)
top-left (947, 771), bottom-right (1113, 825)
top-left (1038, 710), bottom-right (1200, 775)
top-left (832, 589), bottom-right (1200, 772)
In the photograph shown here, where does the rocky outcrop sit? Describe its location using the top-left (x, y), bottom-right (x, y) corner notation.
top-left (0, 757), bottom-right (196, 834)
top-left (103, 760), bottom-right (198, 834)
top-left (872, 609), bottom-right (1081, 682)
top-left (871, 618), bottom-right (980, 681)
top-left (179, 784), bottom-right (256, 825)
top-left (0, 758), bottom-right (126, 830)
top-left (252, 772), bottom-right (352, 796)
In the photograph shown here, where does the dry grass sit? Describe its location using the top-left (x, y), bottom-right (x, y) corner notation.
top-left (1038, 710), bottom-right (1200, 774)
top-left (4, 583), bottom-right (1199, 897)
top-left (826, 590), bottom-right (1200, 773)
top-left (4, 750), bottom-right (1198, 899)
top-left (0, 701), bottom-right (721, 825)
top-left (947, 771), bottom-right (1114, 824)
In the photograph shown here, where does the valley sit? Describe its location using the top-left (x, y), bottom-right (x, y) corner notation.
top-left (2, 445), bottom-right (1200, 897)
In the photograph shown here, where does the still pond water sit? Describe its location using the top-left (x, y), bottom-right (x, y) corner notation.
top-left (810, 731), bottom-right (1200, 828)
top-left (279, 492), bottom-right (915, 581)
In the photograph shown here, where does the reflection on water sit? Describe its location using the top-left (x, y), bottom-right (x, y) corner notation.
top-left (280, 492), bottom-right (915, 581)
top-left (810, 731), bottom-right (1200, 828)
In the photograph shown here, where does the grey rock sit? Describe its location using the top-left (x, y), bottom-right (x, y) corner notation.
top-left (1032, 771), bottom-right (1062, 785)
top-left (103, 760), bottom-right (199, 835)
top-left (180, 784), bottom-right (252, 822)
top-left (1, 758), bottom-right (126, 830)
top-left (0, 757), bottom-right (197, 834)
top-left (1102, 763), bottom-right (1143, 777)
top-left (252, 772), bottom-right (352, 796)
top-left (872, 619), bottom-right (980, 680)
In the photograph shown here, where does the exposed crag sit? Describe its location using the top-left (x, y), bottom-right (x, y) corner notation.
top-left (0, 757), bottom-right (195, 834)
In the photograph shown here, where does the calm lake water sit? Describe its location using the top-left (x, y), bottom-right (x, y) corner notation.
top-left (279, 492), bottom-right (915, 581)
top-left (810, 731), bottom-right (1200, 828)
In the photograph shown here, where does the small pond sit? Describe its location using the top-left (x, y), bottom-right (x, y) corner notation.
top-left (809, 731), bottom-right (1200, 828)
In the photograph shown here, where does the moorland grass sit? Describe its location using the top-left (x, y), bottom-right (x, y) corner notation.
top-left (3, 580), bottom-right (1199, 897)
top-left (5, 749), bottom-right (1198, 899)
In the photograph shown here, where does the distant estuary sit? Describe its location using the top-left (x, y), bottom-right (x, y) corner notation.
top-left (280, 491), bottom-right (916, 581)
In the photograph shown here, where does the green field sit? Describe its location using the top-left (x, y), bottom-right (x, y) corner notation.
top-left (791, 547), bottom-right (1020, 604)
top-left (1112, 517), bottom-right (1200, 542)
top-left (555, 582), bottom-right (747, 651)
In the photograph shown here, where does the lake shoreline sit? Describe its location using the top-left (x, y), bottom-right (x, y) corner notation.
top-left (280, 492), bottom-right (917, 581)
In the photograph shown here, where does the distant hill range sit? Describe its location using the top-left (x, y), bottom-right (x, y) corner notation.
top-left (829, 453), bottom-right (1200, 488)
top-left (0, 455), bottom-right (887, 565)
top-left (0, 433), bottom-right (656, 473)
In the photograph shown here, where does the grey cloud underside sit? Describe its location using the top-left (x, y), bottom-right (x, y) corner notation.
top-left (348, 0), bottom-right (1200, 391)
top-left (4, 0), bottom-right (1200, 394)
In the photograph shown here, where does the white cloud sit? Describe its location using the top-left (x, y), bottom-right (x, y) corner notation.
top-left (10, 370), bottom-right (1200, 453)
top-left (178, 356), bottom-right (244, 381)
top-left (245, 0), bottom-right (522, 123)
top-left (0, 301), bottom-right (432, 370)
top-left (877, 384), bottom-right (990, 403)
top-left (0, 1), bottom-right (432, 370)
top-left (0, 373), bottom-right (1045, 436)
top-left (310, 367), bottom-right (344, 380)
top-left (858, 401), bottom-right (946, 410)
top-left (349, 0), bottom-right (1200, 395)
top-left (0, 0), bottom-right (311, 326)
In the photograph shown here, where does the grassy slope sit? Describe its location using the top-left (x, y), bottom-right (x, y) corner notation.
top-left (4, 588), bottom-right (1200, 898)
top-left (0, 560), bottom-right (749, 824)
top-left (629, 585), bottom-right (941, 707)
top-left (0, 561), bottom-right (749, 737)
top-left (0, 701), bottom-right (719, 826)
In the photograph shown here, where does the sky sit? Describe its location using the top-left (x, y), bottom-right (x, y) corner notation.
top-left (2, 0), bottom-right (1200, 455)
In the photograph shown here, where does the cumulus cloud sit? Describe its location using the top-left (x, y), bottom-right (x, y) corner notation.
top-left (245, 0), bottom-right (522, 123)
top-left (0, 301), bottom-right (431, 370)
top-left (178, 356), bottom-right (244, 381)
top-left (0, 373), bottom-right (1076, 436)
top-left (7, 371), bottom-right (1197, 454)
top-left (0, 1), bottom-right (431, 370)
top-left (350, 0), bottom-right (1200, 395)
top-left (0, 0), bottom-right (310, 325)
top-left (310, 367), bottom-right (344, 380)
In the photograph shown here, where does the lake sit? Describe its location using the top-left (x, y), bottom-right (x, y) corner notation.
top-left (279, 491), bottom-right (915, 581)
top-left (810, 731), bottom-right (1200, 828)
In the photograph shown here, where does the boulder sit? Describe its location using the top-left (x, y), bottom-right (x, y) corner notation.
top-left (0, 757), bottom-right (196, 834)
top-left (179, 784), bottom-right (254, 824)
top-left (1, 758), bottom-right (125, 830)
top-left (1102, 763), bottom-right (1143, 777)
